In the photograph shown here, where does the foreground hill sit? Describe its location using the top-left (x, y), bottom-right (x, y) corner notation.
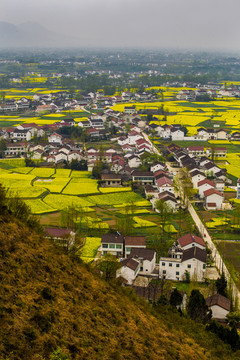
top-left (0, 205), bottom-right (239, 359)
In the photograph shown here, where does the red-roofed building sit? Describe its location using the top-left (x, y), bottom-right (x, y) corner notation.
top-left (197, 179), bottom-right (215, 198)
top-left (187, 146), bottom-right (205, 157)
top-left (45, 227), bottom-right (75, 248)
top-left (177, 233), bottom-right (206, 250)
top-left (203, 188), bottom-right (223, 210)
top-left (156, 176), bottom-right (174, 193)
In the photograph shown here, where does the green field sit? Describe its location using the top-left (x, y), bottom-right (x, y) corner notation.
top-left (216, 241), bottom-right (240, 290)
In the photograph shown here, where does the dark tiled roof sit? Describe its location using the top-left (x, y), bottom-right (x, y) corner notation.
top-left (45, 227), bottom-right (72, 238)
top-left (125, 236), bottom-right (146, 246)
top-left (130, 248), bottom-right (155, 261)
top-left (101, 234), bottom-right (124, 244)
top-left (101, 173), bottom-right (122, 180)
top-left (206, 294), bottom-right (231, 311)
top-left (182, 247), bottom-right (207, 263)
top-left (121, 258), bottom-right (140, 271)
top-left (132, 171), bottom-right (154, 177)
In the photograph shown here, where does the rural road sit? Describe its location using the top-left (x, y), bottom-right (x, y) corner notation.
top-left (145, 133), bottom-right (240, 303)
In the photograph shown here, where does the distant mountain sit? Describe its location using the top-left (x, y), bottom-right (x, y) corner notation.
top-left (0, 21), bottom-right (75, 48)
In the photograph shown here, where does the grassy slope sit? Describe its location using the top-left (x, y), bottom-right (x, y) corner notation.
top-left (0, 217), bottom-right (239, 360)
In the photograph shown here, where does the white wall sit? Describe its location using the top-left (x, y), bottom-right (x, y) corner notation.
top-left (117, 266), bottom-right (138, 285)
top-left (198, 183), bottom-right (215, 198)
top-left (210, 305), bottom-right (229, 319)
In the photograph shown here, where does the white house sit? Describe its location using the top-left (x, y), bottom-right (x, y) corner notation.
top-left (128, 155), bottom-right (142, 168)
top-left (151, 162), bottom-right (166, 173)
top-left (204, 188), bottom-right (223, 210)
top-left (116, 258), bottom-right (140, 285)
top-left (159, 246), bottom-right (207, 281)
top-left (100, 234), bottom-right (124, 257)
top-left (155, 176), bottom-right (174, 193)
top-left (177, 233), bottom-right (206, 251)
top-left (55, 151), bottom-right (68, 163)
top-left (190, 170), bottom-right (206, 189)
top-left (171, 129), bottom-right (184, 141)
top-left (158, 125), bottom-right (171, 139)
top-left (128, 131), bottom-right (143, 145)
top-left (197, 179), bottom-right (215, 198)
top-left (48, 133), bottom-right (63, 144)
top-left (151, 190), bottom-right (177, 212)
top-left (68, 151), bottom-right (82, 162)
top-left (125, 236), bottom-right (146, 258)
top-left (127, 248), bottom-right (156, 275)
top-left (13, 128), bottom-right (32, 141)
top-left (206, 294), bottom-right (231, 320)
top-left (216, 129), bottom-right (228, 140)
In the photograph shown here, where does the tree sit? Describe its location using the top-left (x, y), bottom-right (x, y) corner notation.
top-left (226, 311), bottom-right (240, 328)
top-left (70, 159), bottom-right (87, 171)
top-left (155, 199), bottom-right (173, 236)
top-left (92, 160), bottom-right (109, 179)
top-left (0, 138), bottom-right (6, 158)
top-left (215, 272), bottom-right (228, 297)
top-left (187, 289), bottom-right (210, 323)
top-left (116, 202), bottom-right (136, 235)
top-left (183, 270), bottom-right (191, 283)
top-left (96, 253), bottom-right (121, 281)
top-left (170, 288), bottom-right (183, 308)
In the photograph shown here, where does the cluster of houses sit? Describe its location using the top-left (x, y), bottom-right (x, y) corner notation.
top-left (99, 232), bottom-right (209, 285)
top-left (176, 86), bottom-right (240, 101)
top-left (99, 231), bottom-right (231, 321)
top-left (170, 144), bottom-right (228, 210)
top-left (149, 122), bottom-right (239, 142)
top-left (0, 89), bottom-right (155, 114)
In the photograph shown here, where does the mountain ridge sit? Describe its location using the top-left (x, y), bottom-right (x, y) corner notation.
top-left (0, 21), bottom-right (75, 48)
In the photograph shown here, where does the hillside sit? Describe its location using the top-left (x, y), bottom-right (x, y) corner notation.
top-left (0, 198), bottom-right (239, 359)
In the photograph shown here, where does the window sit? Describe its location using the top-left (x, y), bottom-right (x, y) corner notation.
top-left (187, 264), bottom-right (191, 269)
top-left (102, 244), bottom-right (108, 249)
top-left (116, 244), bottom-right (122, 249)
top-left (176, 272), bottom-right (179, 276)
top-left (192, 243), bottom-right (195, 247)
top-left (169, 263), bottom-right (172, 267)
top-left (126, 247), bottom-right (131, 252)
top-left (162, 262), bottom-right (165, 266)
top-left (203, 264), bottom-right (206, 269)
top-left (163, 270), bottom-right (166, 274)
top-left (109, 244), bottom-right (115, 249)
top-left (140, 267), bottom-right (143, 271)
top-left (176, 264), bottom-right (180, 268)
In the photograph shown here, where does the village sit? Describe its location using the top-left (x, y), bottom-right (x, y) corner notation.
top-left (0, 84), bottom-right (239, 323)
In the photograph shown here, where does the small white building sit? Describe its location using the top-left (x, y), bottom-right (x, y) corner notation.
top-left (190, 170), bottom-right (206, 189)
top-left (100, 234), bottom-right (124, 257)
top-left (204, 188), bottom-right (223, 210)
top-left (151, 162), bottom-right (166, 173)
top-left (197, 179), bottom-right (215, 198)
top-left (129, 248), bottom-right (156, 275)
top-left (171, 129), bottom-right (184, 141)
top-left (125, 236), bottom-right (146, 258)
top-left (116, 258), bottom-right (140, 285)
top-left (48, 133), bottom-right (63, 144)
top-left (128, 155), bottom-right (142, 168)
top-left (206, 294), bottom-right (231, 320)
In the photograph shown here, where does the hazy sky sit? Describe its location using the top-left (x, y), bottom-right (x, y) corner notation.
top-left (1, 0), bottom-right (240, 51)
